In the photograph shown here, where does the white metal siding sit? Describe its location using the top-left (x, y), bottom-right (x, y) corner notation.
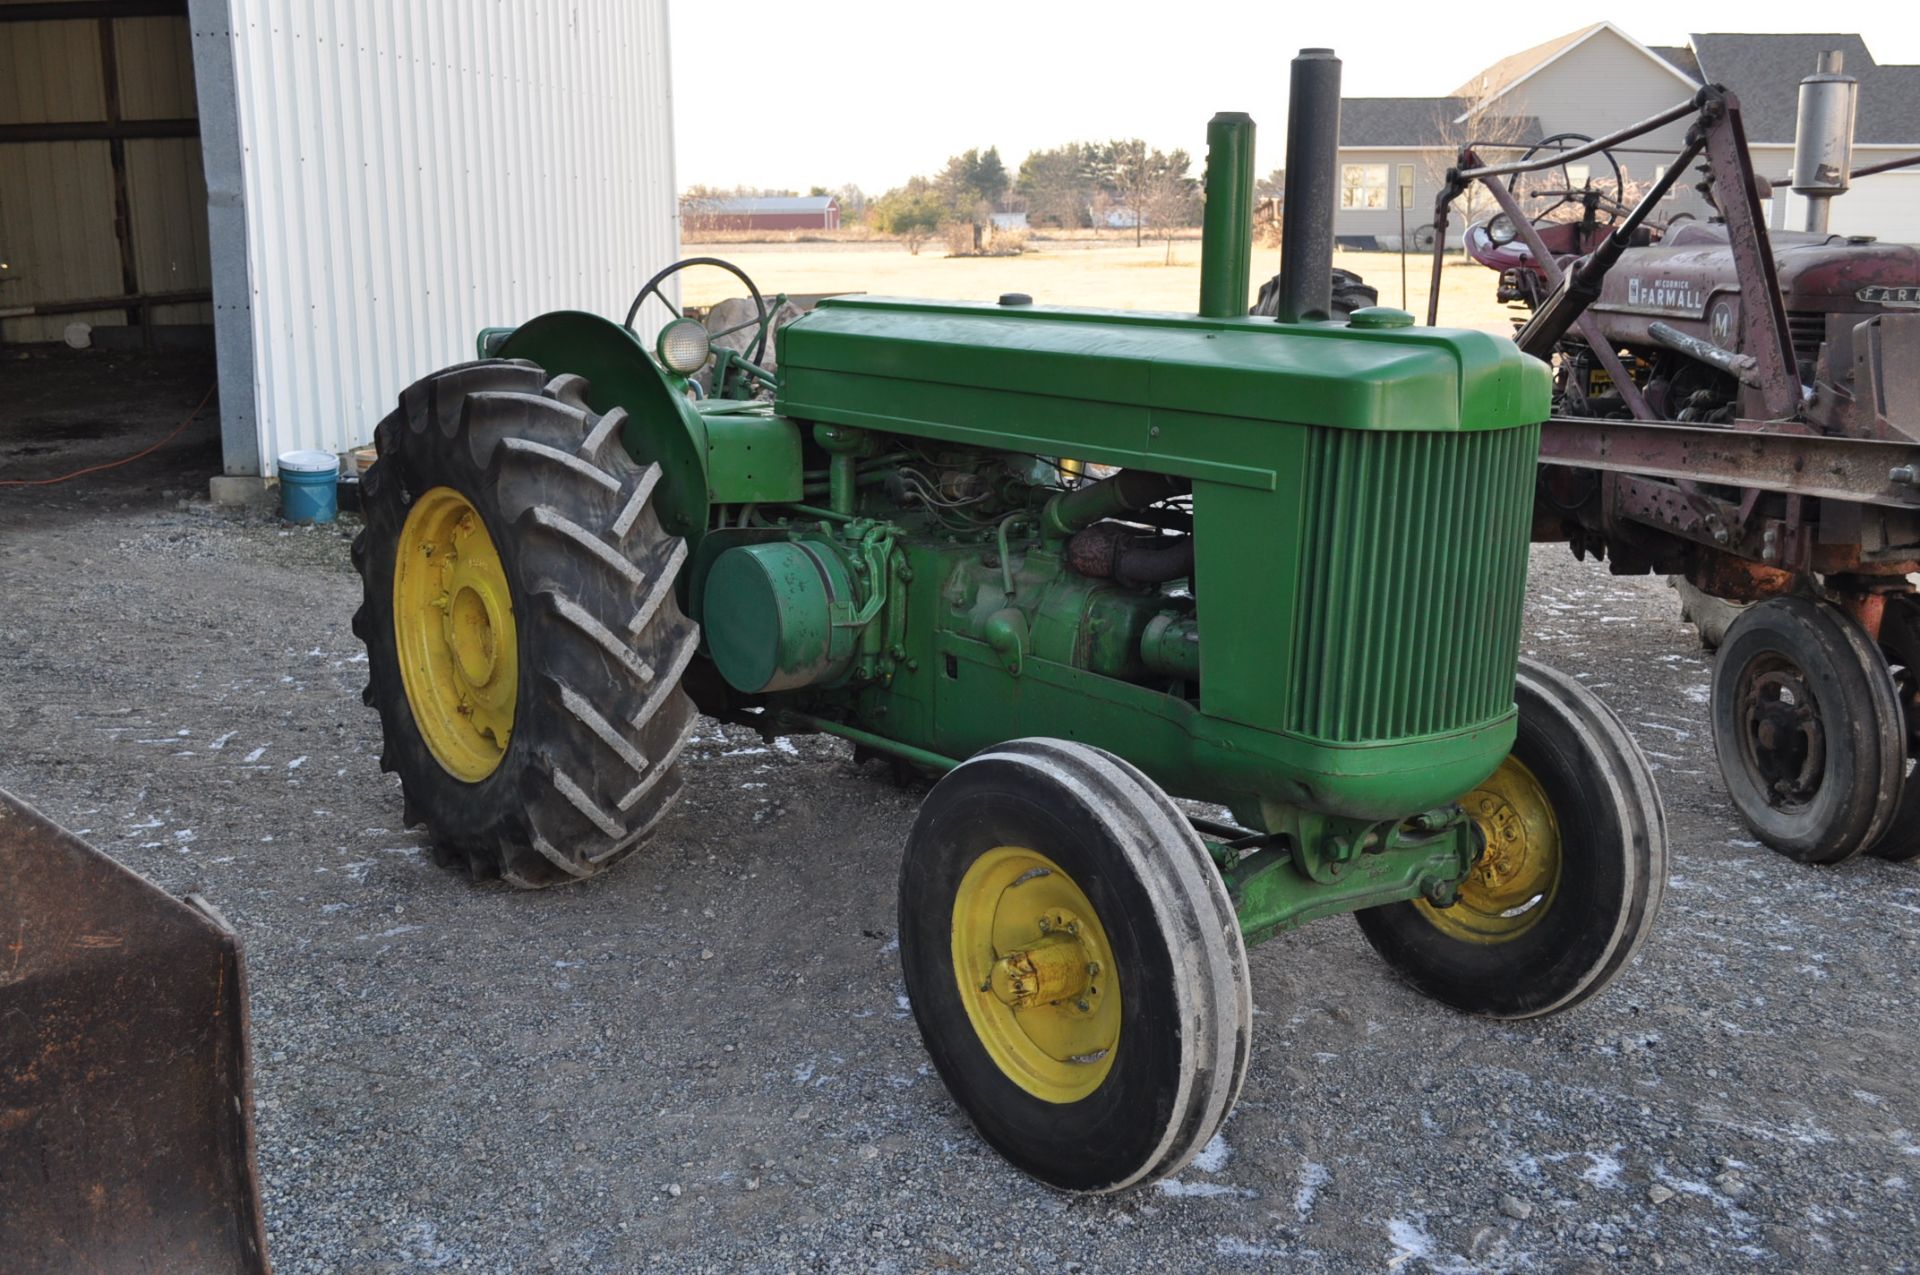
top-left (217, 0), bottom-right (679, 473)
top-left (1757, 145), bottom-right (1920, 244)
top-left (1817, 169), bottom-right (1920, 244)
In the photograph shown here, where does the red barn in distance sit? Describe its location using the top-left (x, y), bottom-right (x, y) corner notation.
top-left (684, 194), bottom-right (840, 232)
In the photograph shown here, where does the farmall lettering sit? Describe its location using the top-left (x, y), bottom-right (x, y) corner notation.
top-left (1859, 284), bottom-right (1920, 309)
top-left (1626, 276), bottom-right (1707, 315)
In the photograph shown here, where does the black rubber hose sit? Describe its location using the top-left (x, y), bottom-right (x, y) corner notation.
top-left (1112, 537), bottom-right (1195, 587)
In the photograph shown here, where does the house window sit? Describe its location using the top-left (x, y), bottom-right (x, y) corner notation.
top-left (1566, 162), bottom-right (1591, 189)
top-left (1341, 163), bottom-right (1389, 210)
top-left (1398, 164), bottom-right (1416, 208)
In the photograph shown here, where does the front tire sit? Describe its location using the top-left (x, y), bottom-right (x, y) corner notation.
top-left (1710, 596), bottom-right (1903, 864)
top-left (352, 360), bottom-right (700, 887)
top-left (1355, 657), bottom-right (1666, 1018)
top-left (898, 739), bottom-right (1250, 1192)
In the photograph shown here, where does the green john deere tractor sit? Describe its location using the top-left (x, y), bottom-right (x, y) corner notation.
top-left (351, 52), bottom-right (1666, 1192)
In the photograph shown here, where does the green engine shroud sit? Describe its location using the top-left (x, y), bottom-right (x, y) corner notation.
top-left (771, 297), bottom-right (1550, 822)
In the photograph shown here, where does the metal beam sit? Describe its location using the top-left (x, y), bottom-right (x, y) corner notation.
top-left (98, 13), bottom-right (142, 330)
top-left (0, 118), bottom-right (197, 143)
top-left (1540, 416), bottom-right (1920, 509)
top-left (0, 1), bottom-right (186, 20)
top-left (0, 288), bottom-right (211, 321)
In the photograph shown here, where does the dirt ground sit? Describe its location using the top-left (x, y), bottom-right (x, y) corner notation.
top-left (677, 241), bottom-right (1516, 335)
top-left (5, 351), bottom-right (1920, 1274)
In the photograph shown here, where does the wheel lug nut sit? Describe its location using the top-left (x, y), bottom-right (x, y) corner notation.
top-left (1075, 999), bottom-right (1090, 1012)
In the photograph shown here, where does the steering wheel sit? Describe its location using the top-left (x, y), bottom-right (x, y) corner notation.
top-left (1509, 133), bottom-right (1626, 229)
top-left (622, 256), bottom-right (772, 370)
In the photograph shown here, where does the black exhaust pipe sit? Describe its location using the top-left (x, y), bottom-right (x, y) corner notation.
top-left (1276, 48), bottom-right (1342, 323)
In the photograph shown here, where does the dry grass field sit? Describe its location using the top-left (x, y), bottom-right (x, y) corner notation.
top-left (678, 239), bottom-right (1519, 334)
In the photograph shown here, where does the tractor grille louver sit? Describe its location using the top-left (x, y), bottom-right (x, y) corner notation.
top-left (1286, 424), bottom-right (1539, 742)
top-left (1786, 312), bottom-right (1826, 364)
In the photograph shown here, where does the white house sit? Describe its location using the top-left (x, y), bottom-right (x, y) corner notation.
top-left (1335, 23), bottom-right (1920, 249)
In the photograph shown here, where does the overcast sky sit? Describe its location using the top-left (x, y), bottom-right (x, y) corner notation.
top-left (668, 1), bottom-right (1920, 194)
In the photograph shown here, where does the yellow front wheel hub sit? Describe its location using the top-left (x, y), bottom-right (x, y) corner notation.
top-left (951, 847), bottom-right (1120, 1103)
top-left (1417, 755), bottom-right (1562, 943)
top-left (392, 486), bottom-right (518, 781)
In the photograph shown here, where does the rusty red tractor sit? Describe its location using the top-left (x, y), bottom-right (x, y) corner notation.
top-left (1425, 56), bottom-right (1920, 867)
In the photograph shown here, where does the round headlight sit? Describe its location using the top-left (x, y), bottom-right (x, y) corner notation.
top-left (656, 318), bottom-right (711, 375)
top-left (1487, 213), bottom-right (1518, 246)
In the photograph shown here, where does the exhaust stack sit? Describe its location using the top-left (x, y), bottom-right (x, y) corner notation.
top-left (1792, 49), bottom-right (1857, 234)
top-left (1276, 48), bottom-right (1343, 322)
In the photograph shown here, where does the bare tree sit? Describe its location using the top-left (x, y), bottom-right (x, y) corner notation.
top-left (1423, 94), bottom-right (1536, 233)
top-left (678, 185), bottom-right (729, 235)
top-left (1140, 163), bottom-right (1199, 263)
top-left (835, 183), bottom-right (868, 222)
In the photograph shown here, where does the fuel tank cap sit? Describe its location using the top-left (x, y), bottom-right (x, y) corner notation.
top-left (1347, 306), bottom-right (1414, 329)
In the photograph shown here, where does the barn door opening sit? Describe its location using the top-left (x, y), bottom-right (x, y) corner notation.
top-left (0, 0), bottom-right (222, 496)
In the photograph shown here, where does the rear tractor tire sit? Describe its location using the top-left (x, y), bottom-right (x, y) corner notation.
top-left (897, 739), bottom-right (1251, 1192)
top-left (1709, 596), bottom-right (1903, 865)
top-left (1355, 657), bottom-right (1667, 1019)
top-left (352, 360), bottom-right (701, 887)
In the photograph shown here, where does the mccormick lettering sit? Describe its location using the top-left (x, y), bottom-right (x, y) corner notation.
top-left (1626, 277), bottom-right (1706, 313)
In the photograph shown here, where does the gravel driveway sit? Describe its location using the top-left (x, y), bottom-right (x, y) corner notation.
top-left (4, 352), bottom-right (1918, 1273)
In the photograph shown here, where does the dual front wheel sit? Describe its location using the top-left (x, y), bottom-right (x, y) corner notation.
top-left (900, 660), bottom-right (1665, 1190)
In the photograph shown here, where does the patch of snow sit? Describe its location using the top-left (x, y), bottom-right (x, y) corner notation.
top-left (1215, 1237), bottom-right (1285, 1258)
top-left (1581, 1152), bottom-right (1623, 1188)
top-left (1294, 1161), bottom-right (1330, 1217)
top-left (1386, 1217), bottom-right (1432, 1265)
top-left (1156, 1179), bottom-right (1255, 1199)
top-left (1190, 1134), bottom-right (1230, 1174)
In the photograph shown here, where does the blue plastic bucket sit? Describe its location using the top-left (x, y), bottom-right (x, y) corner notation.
top-left (279, 450), bottom-right (341, 524)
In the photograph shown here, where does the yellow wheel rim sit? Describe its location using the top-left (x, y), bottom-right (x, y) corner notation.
top-left (951, 847), bottom-right (1120, 1104)
top-left (392, 486), bottom-right (518, 781)
top-left (1416, 755), bottom-right (1562, 944)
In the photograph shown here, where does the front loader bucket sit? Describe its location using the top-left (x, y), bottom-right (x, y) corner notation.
top-left (0, 790), bottom-right (270, 1273)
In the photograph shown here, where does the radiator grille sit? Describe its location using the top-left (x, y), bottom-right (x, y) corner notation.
top-left (1286, 424), bottom-right (1539, 742)
top-left (1786, 311), bottom-right (1826, 364)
